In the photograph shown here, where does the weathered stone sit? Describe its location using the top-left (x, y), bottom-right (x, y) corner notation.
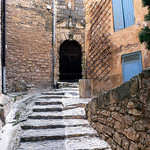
top-left (92, 115), bottom-right (98, 122)
top-left (140, 132), bottom-right (147, 144)
top-left (116, 145), bottom-right (123, 150)
top-left (111, 112), bottom-right (123, 122)
top-left (127, 102), bottom-right (134, 109)
top-left (123, 115), bottom-right (133, 126)
top-left (0, 106), bottom-right (5, 123)
top-left (114, 121), bottom-right (125, 133)
top-left (79, 79), bottom-right (91, 98)
top-left (113, 132), bottom-right (122, 146)
top-left (129, 142), bottom-right (138, 150)
top-left (115, 107), bottom-right (121, 111)
top-left (130, 77), bottom-right (139, 94)
top-left (104, 126), bottom-right (114, 137)
top-left (110, 107), bottom-right (115, 111)
top-left (91, 99), bottom-right (98, 115)
top-left (128, 109), bottom-right (142, 116)
top-left (109, 91), bottom-right (117, 105)
top-left (122, 137), bottom-right (129, 150)
top-left (97, 123), bottom-right (105, 133)
top-left (124, 127), bottom-right (139, 141)
top-left (138, 142), bottom-right (145, 150)
top-left (100, 110), bottom-right (110, 117)
top-left (107, 117), bottom-right (115, 128)
top-left (134, 120), bottom-right (146, 131)
top-left (98, 117), bottom-right (107, 124)
top-left (107, 138), bottom-right (117, 150)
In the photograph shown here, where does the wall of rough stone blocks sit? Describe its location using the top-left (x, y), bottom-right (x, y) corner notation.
top-left (86, 68), bottom-right (150, 150)
top-left (6, 0), bottom-right (53, 92)
top-left (84, 0), bottom-right (150, 95)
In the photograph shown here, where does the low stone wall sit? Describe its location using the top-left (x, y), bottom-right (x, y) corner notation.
top-left (0, 95), bottom-right (14, 130)
top-left (86, 68), bottom-right (150, 150)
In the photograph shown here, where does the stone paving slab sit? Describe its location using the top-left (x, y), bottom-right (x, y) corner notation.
top-left (21, 126), bottom-right (98, 142)
top-left (54, 88), bottom-right (79, 91)
top-left (21, 119), bottom-right (89, 127)
top-left (19, 140), bottom-right (65, 150)
top-left (33, 105), bottom-right (63, 109)
top-left (66, 136), bottom-right (111, 150)
top-left (19, 135), bottom-right (111, 150)
top-left (29, 107), bottom-right (86, 118)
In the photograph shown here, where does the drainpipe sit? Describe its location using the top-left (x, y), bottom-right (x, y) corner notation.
top-left (1, 0), bottom-right (6, 94)
top-left (51, 0), bottom-right (55, 89)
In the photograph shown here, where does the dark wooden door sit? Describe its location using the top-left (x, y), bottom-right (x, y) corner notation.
top-left (59, 40), bottom-right (82, 81)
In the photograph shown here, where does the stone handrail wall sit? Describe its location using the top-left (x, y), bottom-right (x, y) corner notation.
top-left (86, 68), bottom-right (150, 150)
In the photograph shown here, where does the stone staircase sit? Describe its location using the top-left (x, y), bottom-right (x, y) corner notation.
top-left (18, 83), bottom-right (111, 150)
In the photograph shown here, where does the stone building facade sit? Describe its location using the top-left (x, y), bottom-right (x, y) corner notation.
top-left (6, 0), bottom-right (85, 92)
top-left (84, 0), bottom-right (150, 96)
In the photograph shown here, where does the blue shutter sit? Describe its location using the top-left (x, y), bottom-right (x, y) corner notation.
top-left (122, 52), bottom-right (142, 83)
top-left (112, 0), bottom-right (124, 32)
top-left (122, 0), bottom-right (135, 28)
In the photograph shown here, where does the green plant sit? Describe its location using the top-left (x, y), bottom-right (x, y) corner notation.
top-left (139, 0), bottom-right (150, 50)
top-left (13, 111), bottom-right (20, 126)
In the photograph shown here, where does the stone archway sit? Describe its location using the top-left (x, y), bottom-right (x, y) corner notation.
top-left (59, 40), bottom-right (82, 82)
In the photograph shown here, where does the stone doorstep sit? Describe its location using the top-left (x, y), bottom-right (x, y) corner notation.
top-left (54, 88), bottom-right (79, 91)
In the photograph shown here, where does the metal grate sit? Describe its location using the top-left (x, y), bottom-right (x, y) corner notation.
top-left (123, 53), bottom-right (140, 63)
top-left (86, 0), bottom-right (111, 82)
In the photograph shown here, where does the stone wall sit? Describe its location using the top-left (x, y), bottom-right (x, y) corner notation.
top-left (6, 0), bottom-right (86, 92)
top-left (6, 0), bottom-right (53, 92)
top-left (84, 0), bottom-right (150, 95)
top-left (86, 68), bottom-right (150, 150)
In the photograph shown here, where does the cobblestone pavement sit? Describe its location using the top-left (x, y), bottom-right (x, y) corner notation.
top-left (1, 83), bottom-right (111, 150)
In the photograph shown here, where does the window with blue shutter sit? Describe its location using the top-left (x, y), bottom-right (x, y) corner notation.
top-left (112, 0), bottom-right (135, 32)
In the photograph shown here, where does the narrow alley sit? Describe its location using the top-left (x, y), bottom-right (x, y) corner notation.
top-left (0, 83), bottom-right (111, 150)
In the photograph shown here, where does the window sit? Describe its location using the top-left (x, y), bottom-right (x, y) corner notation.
top-left (112, 0), bottom-right (135, 32)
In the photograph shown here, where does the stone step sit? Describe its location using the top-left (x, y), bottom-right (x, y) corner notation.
top-left (66, 136), bottom-right (111, 150)
top-left (21, 124), bottom-right (65, 130)
top-left (19, 136), bottom-right (111, 150)
top-left (39, 95), bottom-right (67, 99)
top-left (41, 92), bottom-right (65, 96)
top-left (33, 108), bottom-right (63, 112)
top-left (18, 140), bottom-right (65, 150)
top-left (35, 101), bottom-right (62, 105)
top-left (21, 119), bottom-right (89, 130)
top-left (28, 115), bottom-right (63, 120)
top-left (29, 107), bottom-right (86, 119)
top-left (33, 104), bottom-right (63, 109)
top-left (54, 88), bottom-right (79, 91)
top-left (21, 126), bottom-right (98, 142)
top-left (57, 82), bottom-right (79, 88)
top-left (33, 105), bottom-right (63, 112)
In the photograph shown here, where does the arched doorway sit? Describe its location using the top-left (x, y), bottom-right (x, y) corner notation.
top-left (59, 40), bottom-right (82, 81)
